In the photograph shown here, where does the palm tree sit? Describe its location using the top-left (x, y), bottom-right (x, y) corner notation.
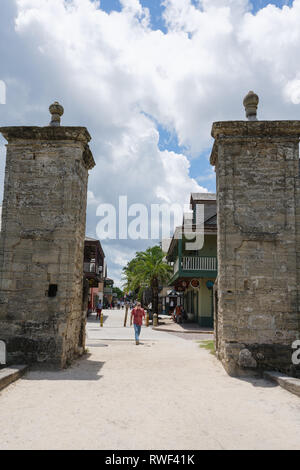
top-left (123, 245), bottom-right (172, 315)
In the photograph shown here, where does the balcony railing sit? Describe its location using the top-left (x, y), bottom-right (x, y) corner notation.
top-left (173, 256), bottom-right (217, 275)
top-left (182, 256), bottom-right (217, 271)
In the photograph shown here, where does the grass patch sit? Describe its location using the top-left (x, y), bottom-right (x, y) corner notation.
top-left (198, 340), bottom-right (216, 356)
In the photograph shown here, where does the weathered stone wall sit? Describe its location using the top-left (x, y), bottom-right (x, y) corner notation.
top-left (210, 121), bottom-right (300, 377)
top-left (0, 126), bottom-right (95, 367)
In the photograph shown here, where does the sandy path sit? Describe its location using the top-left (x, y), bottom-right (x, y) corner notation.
top-left (0, 310), bottom-right (300, 450)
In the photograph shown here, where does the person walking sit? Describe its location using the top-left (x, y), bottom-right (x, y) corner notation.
top-left (96, 300), bottom-right (102, 321)
top-left (131, 302), bottom-right (145, 345)
top-left (175, 305), bottom-right (182, 324)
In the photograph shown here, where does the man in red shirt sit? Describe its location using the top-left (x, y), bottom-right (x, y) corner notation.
top-left (131, 302), bottom-right (146, 345)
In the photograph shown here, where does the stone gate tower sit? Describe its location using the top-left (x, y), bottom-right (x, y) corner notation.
top-left (0, 103), bottom-right (95, 367)
top-left (210, 92), bottom-right (300, 377)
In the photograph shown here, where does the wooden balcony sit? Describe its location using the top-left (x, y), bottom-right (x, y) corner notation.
top-left (182, 256), bottom-right (217, 272)
top-left (170, 256), bottom-right (217, 285)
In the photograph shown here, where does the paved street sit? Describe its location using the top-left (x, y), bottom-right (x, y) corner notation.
top-left (0, 309), bottom-right (300, 450)
top-left (86, 309), bottom-right (182, 342)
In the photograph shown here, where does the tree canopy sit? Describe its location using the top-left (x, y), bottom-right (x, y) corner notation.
top-left (112, 287), bottom-right (125, 299)
top-left (122, 245), bottom-right (172, 311)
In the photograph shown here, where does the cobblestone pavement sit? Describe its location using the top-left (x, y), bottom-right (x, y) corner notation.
top-left (0, 309), bottom-right (300, 450)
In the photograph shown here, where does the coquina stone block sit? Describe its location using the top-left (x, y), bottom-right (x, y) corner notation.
top-left (211, 120), bottom-right (300, 377)
top-left (0, 115), bottom-right (95, 368)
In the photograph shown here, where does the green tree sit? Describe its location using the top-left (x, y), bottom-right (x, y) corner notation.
top-left (123, 245), bottom-right (172, 314)
top-left (113, 287), bottom-right (124, 299)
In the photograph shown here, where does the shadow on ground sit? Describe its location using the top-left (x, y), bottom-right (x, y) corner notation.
top-left (87, 314), bottom-right (109, 326)
top-left (23, 354), bottom-right (105, 381)
top-left (232, 376), bottom-right (278, 389)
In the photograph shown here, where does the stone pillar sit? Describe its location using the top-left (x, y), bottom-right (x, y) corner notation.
top-left (0, 103), bottom-right (95, 367)
top-left (210, 96), bottom-right (300, 377)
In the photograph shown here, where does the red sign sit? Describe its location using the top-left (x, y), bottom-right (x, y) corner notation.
top-left (191, 279), bottom-right (200, 289)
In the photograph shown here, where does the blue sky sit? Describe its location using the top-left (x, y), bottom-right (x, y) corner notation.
top-left (1, 0), bottom-right (300, 285)
top-left (96, 0), bottom-right (295, 194)
top-left (1, 0), bottom-right (294, 199)
top-left (100, 0), bottom-right (168, 31)
top-left (100, 0), bottom-right (293, 17)
top-left (251, 0), bottom-right (292, 12)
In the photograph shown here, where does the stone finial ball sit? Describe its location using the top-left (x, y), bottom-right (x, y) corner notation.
top-left (243, 91), bottom-right (259, 121)
top-left (49, 101), bottom-right (64, 127)
top-left (243, 90), bottom-right (259, 108)
top-left (49, 101), bottom-right (64, 117)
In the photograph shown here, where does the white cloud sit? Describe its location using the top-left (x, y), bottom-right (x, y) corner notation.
top-left (87, 190), bottom-right (101, 206)
top-left (284, 78), bottom-right (300, 104)
top-left (156, 150), bottom-right (205, 204)
top-left (1, 0), bottom-right (300, 284)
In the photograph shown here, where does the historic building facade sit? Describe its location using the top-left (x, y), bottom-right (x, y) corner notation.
top-left (84, 237), bottom-right (106, 311)
top-left (166, 193), bottom-right (217, 327)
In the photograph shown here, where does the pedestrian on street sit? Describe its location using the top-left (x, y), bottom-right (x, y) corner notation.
top-left (96, 300), bottom-right (102, 321)
top-left (131, 302), bottom-right (145, 345)
top-left (175, 305), bottom-right (182, 323)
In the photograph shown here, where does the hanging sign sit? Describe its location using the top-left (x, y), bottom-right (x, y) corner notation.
top-left (191, 279), bottom-right (200, 289)
top-left (206, 280), bottom-right (215, 290)
top-left (88, 278), bottom-right (98, 288)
